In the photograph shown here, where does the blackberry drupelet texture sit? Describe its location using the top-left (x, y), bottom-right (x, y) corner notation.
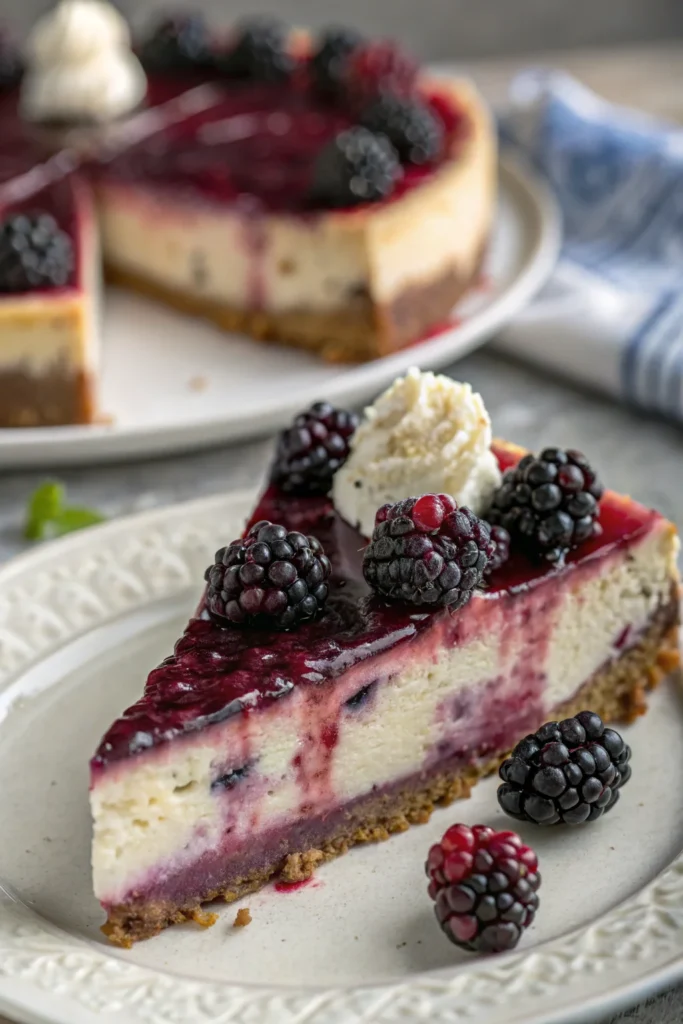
top-left (498, 711), bottom-right (632, 826)
top-left (427, 824), bottom-right (541, 953)
top-left (0, 213), bottom-right (74, 293)
top-left (360, 95), bottom-right (444, 165)
top-left (310, 26), bottom-right (363, 99)
top-left (484, 525), bottom-right (510, 574)
top-left (139, 15), bottom-right (213, 72)
top-left (486, 448), bottom-right (604, 563)
top-left (0, 32), bottom-right (22, 90)
top-left (219, 18), bottom-right (295, 82)
top-left (342, 40), bottom-right (418, 107)
top-left (270, 402), bottom-right (359, 496)
top-left (363, 494), bottom-right (492, 609)
top-left (310, 127), bottom-right (401, 207)
top-left (205, 521), bottom-right (331, 630)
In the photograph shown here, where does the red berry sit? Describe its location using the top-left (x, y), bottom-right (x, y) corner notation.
top-left (426, 824), bottom-right (541, 954)
top-left (412, 494), bottom-right (446, 532)
top-left (441, 823), bottom-right (475, 853)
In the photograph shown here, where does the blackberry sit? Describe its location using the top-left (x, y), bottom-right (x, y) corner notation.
top-left (498, 711), bottom-right (632, 826)
top-left (486, 447), bottom-right (604, 564)
top-left (205, 521), bottom-right (331, 630)
top-left (310, 26), bottom-right (363, 99)
top-left (310, 127), bottom-right (400, 207)
top-left (342, 40), bottom-right (418, 108)
top-left (484, 525), bottom-right (510, 575)
top-left (139, 14), bottom-right (213, 72)
top-left (362, 493), bottom-right (493, 610)
top-left (360, 95), bottom-right (444, 165)
top-left (0, 213), bottom-right (74, 293)
top-left (427, 824), bottom-right (540, 953)
top-left (219, 18), bottom-right (295, 83)
top-left (0, 33), bottom-right (22, 91)
top-left (270, 401), bottom-right (359, 496)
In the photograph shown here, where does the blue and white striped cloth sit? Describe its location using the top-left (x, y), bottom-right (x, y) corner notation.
top-left (497, 70), bottom-right (683, 421)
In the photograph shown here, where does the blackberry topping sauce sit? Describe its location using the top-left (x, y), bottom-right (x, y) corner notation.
top-left (91, 446), bottom-right (659, 770)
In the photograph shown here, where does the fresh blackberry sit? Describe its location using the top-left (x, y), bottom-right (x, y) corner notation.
top-left (139, 14), bottom-right (213, 72)
top-left (310, 26), bottom-right (363, 98)
top-left (310, 127), bottom-right (400, 207)
top-left (342, 40), bottom-right (418, 108)
top-left (0, 33), bottom-right (22, 91)
top-left (205, 521), bottom-right (331, 630)
top-left (0, 213), bottom-right (74, 293)
top-left (363, 493), bottom-right (493, 610)
top-left (427, 824), bottom-right (540, 953)
top-left (219, 18), bottom-right (295, 83)
top-left (486, 448), bottom-right (604, 564)
top-left (271, 401), bottom-right (358, 496)
top-left (484, 525), bottom-right (510, 574)
top-left (498, 711), bottom-right (632, 826)
top-left (360, 95), bottom-right (444, 165)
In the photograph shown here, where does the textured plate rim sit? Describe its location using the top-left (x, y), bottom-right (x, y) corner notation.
top-left (1, 490), bottom-right (682, 1024)
top-left (0, 154), bottom-right (561, 468)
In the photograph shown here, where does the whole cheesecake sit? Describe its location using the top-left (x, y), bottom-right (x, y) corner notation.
top-left (0, 11), bottom-right (496, 425)
top-left (89, 373), bottom-right (681, 946)
top-left (96, 75), bottom-right (493, 362)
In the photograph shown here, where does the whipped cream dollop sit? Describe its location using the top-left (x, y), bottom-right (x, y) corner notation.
top-left (21, 0), bottom-right (147, 123)
top-left (333, 368), bottom-right (502, 537)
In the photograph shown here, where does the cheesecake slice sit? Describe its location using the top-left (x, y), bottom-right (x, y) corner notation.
top-left (95, 74), bottom-right (494, 362)
top-left (0, 174), bottom-right (100, 426)
top-left (90, 440), bottom-right (680, 946)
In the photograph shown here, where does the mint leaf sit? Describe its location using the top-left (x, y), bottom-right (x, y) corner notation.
top-left (24, 481), bottom-right (105, 541)
top-left (51, 507), bottom-right (105, 537)
top-left (24, 481), bottom-right (65, 540)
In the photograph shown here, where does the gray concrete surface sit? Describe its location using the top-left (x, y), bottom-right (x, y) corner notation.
top-left (3, 0), bottom-right (683, 59)
top-left (1, 350), bottom-right (681, 562)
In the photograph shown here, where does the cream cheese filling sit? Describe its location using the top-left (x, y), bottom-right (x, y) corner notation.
top-left (92, 524), bottom-right (676, 904)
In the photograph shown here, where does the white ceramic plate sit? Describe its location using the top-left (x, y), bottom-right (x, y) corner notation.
top-left (0, 491), bottom-right (682, 1024)
top-left (0, 156), bottom-right (560, 468)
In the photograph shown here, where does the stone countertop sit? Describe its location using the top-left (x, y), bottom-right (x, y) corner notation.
top-left (2, 46), bottom-right (683, 1024)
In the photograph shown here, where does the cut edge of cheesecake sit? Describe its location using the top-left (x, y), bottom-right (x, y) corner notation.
top-left (97, 77), bottom-right (496, 363)
top-left (90, 447), bottom-right (681, 947)
top-left (0, 175), bottom-right (101, 427)
top-left (100, 606), bottom-right (680, 948)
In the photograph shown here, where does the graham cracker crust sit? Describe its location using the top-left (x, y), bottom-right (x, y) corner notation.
top-left (0, 364), bottom-right (95, 427)
top-left (102, 604), bottom-right (680, 948)
top-left (105, 249), bottom-right (485, 364)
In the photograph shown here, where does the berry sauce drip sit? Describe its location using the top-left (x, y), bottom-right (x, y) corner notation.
top-left (498, 711), bottom-right (632, 825)
top-left (91, 445), bottom-right (661, 770)
top-left (93, 78), bottom-right (468, 214)
top-left (427, 824), bottom-right (540, 953)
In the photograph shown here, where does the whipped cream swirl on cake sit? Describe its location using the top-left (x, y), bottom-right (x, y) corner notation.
top-left (333, 368), bottom-right (501, 537)
top-left (21, 0), bottom-right (147, 123)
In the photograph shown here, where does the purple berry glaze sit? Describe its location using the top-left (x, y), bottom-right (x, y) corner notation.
top-left (91, 445), bottom-right (661, 773)
top-left (92, 78), bottom-right (468, 214)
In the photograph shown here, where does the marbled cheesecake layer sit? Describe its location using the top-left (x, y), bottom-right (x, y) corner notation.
top-left (90, 446), bottom-right (680, 941)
